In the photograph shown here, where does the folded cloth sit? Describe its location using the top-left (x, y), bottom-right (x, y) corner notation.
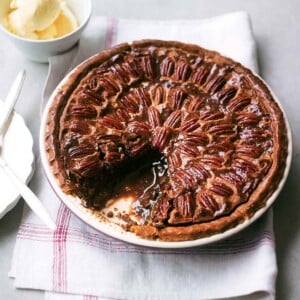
top-left (10, 12), bottom-right (277, 300)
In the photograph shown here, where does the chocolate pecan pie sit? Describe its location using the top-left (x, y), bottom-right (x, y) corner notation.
top-left (45, 40), bottom-right (288, 241)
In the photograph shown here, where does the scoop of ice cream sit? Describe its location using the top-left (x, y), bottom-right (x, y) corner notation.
top-left (7, 0), bottom-right (60, 37)
top-left (5, 0), bottom-right (78, 40)
top-left (53, 2), bottom-right (78, 37)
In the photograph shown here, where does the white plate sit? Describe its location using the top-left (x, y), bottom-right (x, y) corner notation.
top-left (0, 101), bottom-right (35, 219)
top-left (40, 57), bottom-right (292, 248)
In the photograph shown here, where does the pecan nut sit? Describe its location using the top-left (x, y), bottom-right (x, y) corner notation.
top-left (148, 107), bottom-right (162, 127)
top-left (151, 127), bottom-right (171, 151)
top-left (160, 57), bottom-right (175, 77)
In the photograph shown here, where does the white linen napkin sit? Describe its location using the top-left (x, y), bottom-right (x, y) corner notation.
top-left (10, 12), bottom-right (277, 300)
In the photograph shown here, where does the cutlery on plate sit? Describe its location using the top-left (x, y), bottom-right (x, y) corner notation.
top-left (0, 70), bottom-right (56, 231)
top-left (0, 70), bottom-right (26, 133)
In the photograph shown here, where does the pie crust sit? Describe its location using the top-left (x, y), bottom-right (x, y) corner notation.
top-left (45, 40), bottom-right (288, 241)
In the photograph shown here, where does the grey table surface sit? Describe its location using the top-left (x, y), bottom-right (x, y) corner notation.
top-left (0, 0), bottom-right (299, 299)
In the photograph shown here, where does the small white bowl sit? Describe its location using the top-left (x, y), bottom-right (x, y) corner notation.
top-left (0, 0), bottom-right (92, 63)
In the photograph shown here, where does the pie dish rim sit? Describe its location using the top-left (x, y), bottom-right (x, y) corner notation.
top-left (39, 40), bottom-right (292, 248)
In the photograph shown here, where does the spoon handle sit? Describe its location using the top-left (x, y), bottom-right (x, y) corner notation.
top-left (0, 70), bottom-right (26, 134)
top-left (0, 156), bottom-right (56, 231)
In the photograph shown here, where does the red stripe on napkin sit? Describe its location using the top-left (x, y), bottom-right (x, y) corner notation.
top-left (17, 222), bottom-right (274, 255)
top-left (83, 295), bottom-right (99, 300)
top-left (52, 203), bottom-right (71, 292)
top-left (104, 17), bottom-right (117, 49)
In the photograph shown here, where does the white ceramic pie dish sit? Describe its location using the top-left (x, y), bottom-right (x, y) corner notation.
top-left (39, 56), bottom-right (292, 249)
